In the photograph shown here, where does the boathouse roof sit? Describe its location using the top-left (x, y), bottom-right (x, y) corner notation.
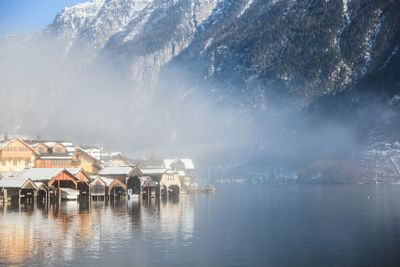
top-left (0, 178), bottom-right (26, 188)
top-left (16, 168), bottom-right (85, 182)
top-left (140, 168), bottom-right (167, 175)
top-left (140, 176), bottom-right (158, 188)
top-left (98, 166), bottom-right (134, 176)
top-left (66, 168), bottom-right (84, 175)
top-left (17, 168), bottom-right (65, 181)
top-left (0, 178), bottom-right (31, 188)
top-left (105, 153), bottom-right (132, 167)
top-left (91, 176), bottom-right (114, 186)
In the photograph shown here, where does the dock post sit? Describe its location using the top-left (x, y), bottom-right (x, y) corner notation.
top-left (4, 189), bottom-right (7, 204)
top-left (58, 180), bottom-right (61, 203)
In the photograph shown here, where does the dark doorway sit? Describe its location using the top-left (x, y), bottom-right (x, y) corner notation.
top-left (127, 176), bottom-right (141, 194)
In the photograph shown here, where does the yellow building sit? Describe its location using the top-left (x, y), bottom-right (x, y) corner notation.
top-left (31, 141), bottom-right (101, 175)
top-left (0, 138), bottom-right (38, 172)
top-left (76, 148), bottom-right (101, 174)
top-left (33, 142), bottom-right (79, 168)
top-left (106, 153), bottom-right (132, 167)
top-left (160, 170), bottom-right (182, 191)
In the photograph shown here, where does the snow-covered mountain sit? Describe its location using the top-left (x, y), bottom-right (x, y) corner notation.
top-left (1, 0), bottom-right (400, 181)
top-left (46, 0), bottom-right (220, 79)
top-left (42, 0), bottom-right (400, 106)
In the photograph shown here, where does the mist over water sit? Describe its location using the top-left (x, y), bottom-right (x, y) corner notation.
top-left (0, 31), bottom-right (366, 175)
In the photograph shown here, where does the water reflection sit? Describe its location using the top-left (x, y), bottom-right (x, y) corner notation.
top-left (0, 196), bottom-right (196, 266)
top-left (3, 185), bottom-right (399, 267)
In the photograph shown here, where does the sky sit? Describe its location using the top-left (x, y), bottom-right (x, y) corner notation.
top-left (0, 0), bottom-right (86, 37)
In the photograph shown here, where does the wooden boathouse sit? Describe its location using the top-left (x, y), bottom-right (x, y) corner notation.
top-left (4, 167), bottom-right (90, 201)
top-left (140, 176), bottom-right (158, 198)
top-left (98, 166), bottom-right (143, 196)
top-left (89, 177), bottom-right (114, 200)
top-left (0, 178), bottom-right (49, 203)
top-left (140, 168), bottom-right (181, 198)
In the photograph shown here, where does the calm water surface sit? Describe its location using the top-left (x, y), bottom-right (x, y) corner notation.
top-left (1, 184), bottom-right (400, 267)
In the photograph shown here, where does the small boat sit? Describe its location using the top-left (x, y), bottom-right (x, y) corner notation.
top-left (60, 188), bottom-right (79, 200)
top-left (129, 194), bottom-right (140, 201)
top-left (204, 185), bottom-right (216, 193)
top-left (204, 167), bottom-right (216, 193)
top-left (186, 167), bottom-right (217, 193)
top-left (187, 176), bottom-right (216, 193)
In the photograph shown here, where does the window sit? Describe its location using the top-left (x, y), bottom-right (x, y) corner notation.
top-left (25, 159), bottom-right (30, 166)
top-left (13, 160), bottom-right (18, 166)
top-left (2, 160), bottom-right (6, 166)
top-left (167, 174), bottom-right (174, 180)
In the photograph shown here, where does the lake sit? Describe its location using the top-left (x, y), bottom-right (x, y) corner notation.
top-left (1, 184), bottom-right (400, 267)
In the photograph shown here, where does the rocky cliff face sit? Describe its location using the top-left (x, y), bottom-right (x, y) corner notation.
top-left (46, 0), bottom-right (221, 89)
top-left (43, 0), bottom-right (400, 107)
top-left (169, 0), bottom-right (400, 106)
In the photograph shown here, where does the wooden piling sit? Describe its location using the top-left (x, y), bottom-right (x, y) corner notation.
top-left (58, 180), bottom-right (61, 203)
top-left (4, 189), bottom-right (7, 204)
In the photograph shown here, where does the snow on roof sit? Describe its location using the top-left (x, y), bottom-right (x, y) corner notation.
top-left (140, 176), bottom-right (158, 187)
top-left (0, 178), bottom-right (29, 188)
top-left (66, 168), bottom-right (82, 175)
top-left (75, 146), bottom-right (100, 162)
top-left (1, 171), bottom-right (22, 179)
top-left (66, 147), bottom-right (76, 152)
top-left (181, 159), bottom-right (195, 169)
top-left (0, 138), bottom-right (37, 153)
top-left (164, 158), bottom-right (195, 170)
top-left (61, 142), bottom-right (74, 147)
top-left (30, 143), bottom-right (41, 147)
top-left (163, 159), bottom-right (174, 169)
top-left (44, 142), bottom-right (57, 148)
top-left (106, 152), bottom-right (133, 167)
top-left (18, 168), bottom-right (65, 181)
top-left (0, 140), bottom-right (9, 149)
top-left (140, 168), bottom-right (167, 175)
top-left (98, 166), bottom-right (133, 176)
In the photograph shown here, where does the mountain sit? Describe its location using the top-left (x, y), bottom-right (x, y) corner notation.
top-left (45, 0), bottom-right (400, 104)
top-left (1, 0), bottom-right (400, 182)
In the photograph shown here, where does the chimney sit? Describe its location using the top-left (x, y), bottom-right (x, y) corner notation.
top-left (3, 133), bottom-right (8, 141)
